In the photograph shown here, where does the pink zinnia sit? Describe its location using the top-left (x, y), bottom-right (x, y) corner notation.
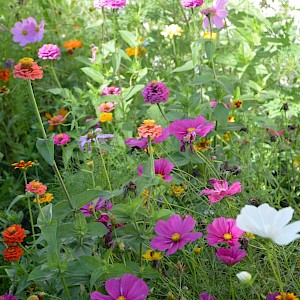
top-left (150, 215), bottom-right (202, 256)
top-left (38, 44), bottom-right (61, 60)
top-left (26, 180), bottom-right (47, 195)
top-left (167, 115), bottom-right (214, 152)
top-left (216, 247), bottom-right (247, 265)
top-left (101, 85), bottom-right (121, 96)
top-left (200, 292), bottom-right (215, 300)
top-left (181, 0), bottom-right (204, 8)
top-left (0, 293), bottom-right (18, 300)
top-left (53, 133), bottom-right (71, 146)
top-left (206, 217), bottom-right (244, 247)
top-left (98, 102), bottom-right (118, 112)
top-left (13, 58), bottom-right (43, 80)
top-left (201, 0), bottom-right (228, 29)
top-left (201, 178), bottom-right (242, 204)
top-left (142, 81), bottom-right (170, 104)
top-left (90, 273), bottom-right (149, 300)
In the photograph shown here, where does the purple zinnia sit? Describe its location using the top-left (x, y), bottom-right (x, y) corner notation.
top-left (0, 293), bottom-right (18, 300)
top-left (94, 0), bottom-right (127, 9)
top-left (90, 273), bottom-right (149, 300)
top-left (78, 129), bottom-right (114, 152)
top-left (38, 44), bottom-right (61, 60)
top-left (11, 17), bottom-right (44, 46)
top-left (142, 81), bottom-right (170, 104)
top-left (53, 133), bottom-right (71, 146)
top-left (150, 215), bottom-right (202, 256)
top-left (167, 115), bottom-right (214, 152)
top-left (181, 0), bottom-right (204, 8)
top-left (201, 0), bottom-right (228, 29)
top-left (200, 292), bottom-right (215, 300)
top-left (216, 247), bottom-right (247, 265)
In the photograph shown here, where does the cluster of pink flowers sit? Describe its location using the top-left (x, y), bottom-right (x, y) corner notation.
top-left (94, 0), bottom-right (127, 9)
top-left (11, 17), bottom-right (44, 46)
top-left (38, 44), bottom-right (61, 60)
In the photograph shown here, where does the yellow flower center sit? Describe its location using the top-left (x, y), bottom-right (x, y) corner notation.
top-left (143, 119), bottom-right (156, 126)
top-left (223, 233), bottom-right (232, 240)
top-left (19, 57), bottom-right (34, 69)
top-left (171, 233), bottom-right (181, 242)
top-left (187, 127), bottom-right (195, 132)
top-left (117, 297), bottom-right (126, 300)
top-left (35, 26), bottom-right (40, 32)
top-left (22, 30), bottom-right (28, 36)
top-left (8, 226), bottom-right (16, 234)
top-left (88, 204), bottom-right (94, 211)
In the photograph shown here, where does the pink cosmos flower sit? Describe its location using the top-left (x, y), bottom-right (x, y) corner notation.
top-left (206, 217), bottom-right (244, 247)
top-left (38, 44), bottom-right (61, 60)
top-left (181, 0), bottom-right (204, 8)
top-left (11, 17), bottom-right (44, 46)
top-left (138, 158), bottom-right (174, 182)
top-left (53, 133), bottom-right (71, 146)
top-left (167, 116), bottom-right (214, 152)
top-left (216, 247), bottom-right (247, 265)
top-left (0, 293), bottom-right (17, 300)
top-left (200, 292), bottom-right (215, 300)
top-left (201, 178), bottom-right (242, 204)
top-left (90, 273), bottom-right (149, 300)
top-left (201, 0), bottom-right (228, 29)
top-left (150, 215), bottom-right (202, 256)
top-left (26, 180), bottom-right (47, 195)
top-left (98, 102), bottom-right (118, 112)
top-left (80, 196), bottom-right (113, 217)
top-left (101, 86), bottom-right (121, 96)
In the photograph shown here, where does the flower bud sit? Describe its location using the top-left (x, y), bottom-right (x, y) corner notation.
top-left (236, 271), bottom-right (252, 285)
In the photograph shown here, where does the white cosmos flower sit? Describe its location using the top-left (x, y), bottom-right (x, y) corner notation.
top-left (236, 203), bottom-right (300, 245)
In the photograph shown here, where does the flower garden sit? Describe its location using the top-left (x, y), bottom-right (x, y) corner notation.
top-left (0, 0), bottom-right (300, 299)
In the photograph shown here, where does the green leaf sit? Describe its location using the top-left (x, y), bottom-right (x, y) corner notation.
top-left (86, 222), bottom-right (109, 237)
top-left (154, 209), bottom-right (174, 221)
top-left (204, 40), bottom-right (215, 61)
top-left (119, 30), bottom-right (137, 47)
top-left (6, 194), bottom-right (27, 212)
top-left (73, 190), bottom-right (109, 209)
top-left (28, 265), bottom-right (57, 281)
top-left (172, 60), bottom-right (194, 73)
top-left (36, 138), bottom-right (54, 166)
top-left (192, 74), bottom-right (214, 85)
top-left (81, 67), bottom-right (103, 83)
top-left (90, 267), bottom-right (106, 290)
top-left (112, 51), bottom-right (121, 74)
top-left (37, 203), bottom-right (53, 225)
top-left (123, 84), bottom-right (145, 101)
top-left (57, 223), bottom-right (77, 239)
top-left (213, 103), bottom-right (229, 128)
top-left (215, 76), bottom-right (234, 95)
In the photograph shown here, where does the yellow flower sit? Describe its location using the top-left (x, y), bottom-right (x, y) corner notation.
top-left (233, 100), bottom-right (243, 109)
top-left (34, 193), bottom-right (54, 204)
top-left (243, 232), bottom-right (255, 239)
top-left (194, 247), bottom-right (201, 255)
top-left (194, 139), bottom-right (210, 152)
top-left (141, 189), bottom-right (150, 204)
top-left (12, 160), bottom-right (35, 170)
top-left (99, 112), bottom-right (113, 122)
top-left (170, 183), bottom-right (185, 197)
top-left (222, 131), bottom-right (231, 142)
top-left (203, 32), bottom-right (217, 40)
top-left (276, 293), bottom-right (299, 300)
top-left (143, 249), bottom-right (163, 261)
top-left (228, 116), bottom-right (235, 123)
top-left (161, 24), bottom-right (183, 39)
top-left (126, 47), bottom-right (146, 57)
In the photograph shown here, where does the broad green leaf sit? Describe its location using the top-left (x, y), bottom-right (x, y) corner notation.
top-left (86, 222), bottom-right (109, 237)
top-left (81, 67), bottom-right (103, 83)
top-left (73, 189), bottom-right (109, 208)
top-left (37, 203), bottom-right (53, 225)
top-left (119, 30), bottom-right (137, 47)
top-left (215, 76), bottom-right (234, 95)
top-left (213, 103), bottom-right (229, 128)
top-left (28, 265), bottom-right (57, 281)
top-left (112, 51), bottom-right (121, 74)
top-left (172, 60), bottom-right (194, 73)
top-left (204, 40), bottom-right (215, 61)
top-left (36, 138), bottom-right (54, 166)
top-left (192, 74), bottom-right (214, 85)
top-left (123, 84), bottom-right (145, 101)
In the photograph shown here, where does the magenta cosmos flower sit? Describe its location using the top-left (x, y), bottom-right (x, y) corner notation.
top-left (142, 81), bottom-right (170, 104)
top-left (181, 0), bottom-right (204, 8)
top-left (11, 17), bottom-right (44, 46)
top-left (168, 115), bottom-right (214, 152)
top-left (0, 293), bottom-right (18, 300)
top-left (201, 178), bottom-right (242, 204)
top-left (53, 133), bottom-right (71, 146)
top-left (38, 44), bottom-right (61, 60)
top-left (150, 215), bottom-right (202, 256)
top-left (80, 196), bottom-right (112, 217)
top-left (200, 292), bottom-right (215, 300)
top-left (101, 86), bottom-right (121, 96)
top-left (216, 247), bottom-right (247, 265)
top-left (90, 273), bottom-right (149, 300)
top-left (206, 217), bottom-right (244, 247)
top-left (94, 0), bottom-right (127, 9)
top-left (201, 0), bottom-right (228, 29)
top-left (138, 158), bottom-right (174, 182)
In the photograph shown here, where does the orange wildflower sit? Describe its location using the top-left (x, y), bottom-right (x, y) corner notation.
top-left (63, 39), bottom-right (83, 51)
top-left (276, 293), bottom-right (299, 300)
top-left (0, 69), bottom-right (10, 82)
top-left (138, 119), bottom-right (162, 139)
top-left (3, 224), bottom-right (26, 246)
top-left (12, 160), bottom-right (35, 170)
top-left (228, 116), bottom-right (235, 122)
top-left (194, 139), bottom-right (210, 152)
top-left (126, 47), bottom-right (146, 57)
top-left (45, 107), bottom-right (68, 131)
top-left (3, 245), bottom-right (24, 262)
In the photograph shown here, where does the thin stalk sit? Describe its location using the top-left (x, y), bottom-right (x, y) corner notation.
top-left (50, 61), bottom-right (62, 89)
top-left (36, 196), bottom-right (46, 222)
top-left (59, 272), bottom-right (72, 300)
top-left (98, 147), bottom-right (113, 192)
top-left (157, 103), bottom-right (169, 124)
top-left (27, 80), bottom-right (74, 209)
top-left (229, 266), bottom-right (235, 300)
top-left (175, 0), bottom-right (190, 29)
top-left (147, 136), bottom-right (155, 179)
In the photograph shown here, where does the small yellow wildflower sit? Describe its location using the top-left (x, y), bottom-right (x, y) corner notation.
top-left (126, 47), bottom-right (146, 57)
top-left (194, 139), bottom-right (210, 152)
top-left (243, 232), bottom-right (255, 239)
top-left (99, 112), bottom-right (113, 122)
top-left (222, 131), bottom-right (231, 142)
top-left (233, 99), bottom-right (243, 109)
top-left (141, 189), bottom-right (150, 204)
top-left (194, 247), bottom-right (201, 255)
top-left (34, 193), bottom-right (54, 204)
top-left (203, 32), bottom-right (217, 40)
top-left (228, 116), bottom-right (235, 123)
top-left (161, 24), bottom-right (183, 39)
top-left (143, 249), bottom-right (163, 261)
top-left (170, 183), bottom-right (185, 197)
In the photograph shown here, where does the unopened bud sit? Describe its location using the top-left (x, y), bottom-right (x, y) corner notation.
top-left (236, 271), bottom-right (252, 285)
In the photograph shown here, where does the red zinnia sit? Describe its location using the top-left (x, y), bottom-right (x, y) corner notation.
top-left (0, 69), bottom-right (11, 82)
top-left (3, 245), bottom-right (24, 262)
top-left (2, 224), bottom-right (26, 246)
top-left (13, 57), bottom-right (43, 80)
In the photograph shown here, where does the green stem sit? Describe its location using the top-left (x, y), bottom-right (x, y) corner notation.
top-left (157, 103), bottom-right (169, 124)
top-left (27, 80), bottom-right (74, 209)
top-left (59, 272), bottom-right (72, 300)
top-left (229, 266), bottom-right (235, 300)
top-left (147, 136), bottom-right (155, 179)
top-left (98, 147), bottom-right (113, 192)
top-left (36, 196), bottom-right (46, 222)
top-left (50, 61), bottom-right (62, 89)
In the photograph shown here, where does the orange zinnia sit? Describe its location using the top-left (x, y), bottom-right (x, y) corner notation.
top-left (3, 224), bottom-right (26, 246)
top-left (0, 69), bottom-right (10, 82)
top-left (12, 160), bottom-right (35, 170)
top-left (3, 245), bottom-right (24, 262)
top-left (138, 119), bottom-right (162, 139)
top-left (63, 39), bottom-right (83, 51)
top-left (45, 107), bottom-right (68, 131)
top-left (126, 46), bottom-right (146, 57)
